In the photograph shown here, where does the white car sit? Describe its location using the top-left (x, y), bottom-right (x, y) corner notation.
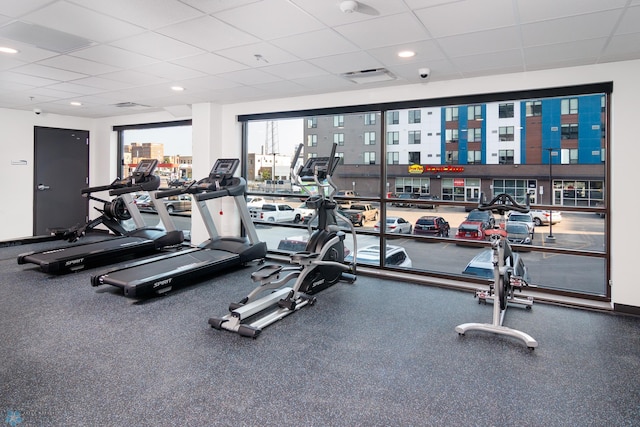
top-left (374, 217), bottom-right (412, 234)
top-left (529, 209), bottom-right (562, 226)
top-left (507, 212), bottom-right (535, 235)
top-left (345, 244), bottom-right (412, 268)
top-left (294, 202), bottom-right (316, 223)
top-left (247, 196), bottom-right (266, 209)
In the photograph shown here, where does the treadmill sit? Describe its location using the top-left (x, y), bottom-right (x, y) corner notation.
top-left (90, 158), bottom-right (267, 298)
top-left (18, 159), bottom-right (184, 274)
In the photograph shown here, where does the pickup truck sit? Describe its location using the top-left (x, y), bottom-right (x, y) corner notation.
top-left (249, 203), bottom-right (297, 223)
top-left (343, 203), bottom-right (379, 226)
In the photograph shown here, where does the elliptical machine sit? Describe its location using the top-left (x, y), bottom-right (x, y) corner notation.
top-left (455, 193), bottom-right (538, 350)
top-left (208, 143), bottom-right (357, 338)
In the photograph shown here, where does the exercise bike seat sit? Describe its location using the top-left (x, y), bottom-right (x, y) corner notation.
top-left (251, 264), bottom-right (283, 282)
top-left (290, 251), bottom-right (320, 266)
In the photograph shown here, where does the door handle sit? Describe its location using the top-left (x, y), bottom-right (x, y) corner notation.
top-left (37, 184), bottom-right (51, 191)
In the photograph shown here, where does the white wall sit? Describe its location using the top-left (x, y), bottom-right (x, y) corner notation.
top-left (3, 60), bottom-right (637, 310)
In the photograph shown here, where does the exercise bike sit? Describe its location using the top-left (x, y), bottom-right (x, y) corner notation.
top-left (208, 142), bottom-right (357, 338)
top-left (455, 193), bottom-right (538, 350)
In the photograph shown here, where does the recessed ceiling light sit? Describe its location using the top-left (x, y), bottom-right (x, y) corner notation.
top-left (171, 86), bottom-right (185, 92)
top-left (70, 101), bottom-right (82, 106)
top-left (398, 50), bottom-right (415, 58)
top-left (0, 46), bottom-right (19, 54)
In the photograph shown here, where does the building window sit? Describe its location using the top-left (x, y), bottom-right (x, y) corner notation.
top-left (409, 152), bottom-right (421, 164)
top-left (561, 124), bottom-right (579, 140)
top-left (525, 101), bottom-right (542, 117)
top-left (336, 152), bottom-right (344, 164)
top-left (445, 107), bottom-right (459, 121)
top-left (468, 105), bottom-right (482, 120)
top-left (561, 98), bottom-right (579, 115)
top-left (445, 150), bottom-right (458, 164)
top-left (468, 128), bottom-right (482, 142)
top-left (307, 117), bottom-right (317, 128)
top-left (308, 153), bottom-right (317, 159)
top-left (387, 111), bottom-right (399, 125)
top-left (307, 134), bottom-right (317, 147)
top-left (408, 130), bottom-right (421, 144)
top-left (561, 148), bottom-right (579, 164)
top-left (499, 149), bottom-right (515, 164)
top-left (364, 113), bottom-right (376, 125)
top-left (499, 103), bottom-right (514, 118)
top-left (334, 133), bottom-right (345, 146)
top-left (467, 150), bottom-right (481, 164)
top-left (408, 110), bottom-right (421, 124)
top-left (364, 152), bottom-right (376, 165)
top-left (499, 126), bottom-right (515, 141)
top-left (445, 129), bottom-right (459, 143)
top-left (333, 115), bottom-right (344, 127)
top-left (387, 152), bottom-right (399, 165)
top-left (364, 131), bottom-right (376, 145)
top-left (387, 131), bottom-right (399, 145)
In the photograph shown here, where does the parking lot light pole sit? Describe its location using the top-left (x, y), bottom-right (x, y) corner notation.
top-left (546, 148), bottom-right (557, 243)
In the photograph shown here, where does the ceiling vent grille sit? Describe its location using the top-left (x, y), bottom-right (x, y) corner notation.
top-left (113, 102), bottom-right (151, 109)
top-left (341, 68), bottom-right (396, 84)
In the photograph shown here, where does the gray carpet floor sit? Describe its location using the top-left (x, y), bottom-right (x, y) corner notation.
top-left (1, 237), bottom-right (639, 426)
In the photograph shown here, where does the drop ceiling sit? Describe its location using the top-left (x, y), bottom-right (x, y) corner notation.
top-left (0, 0), bottom-right (638, 118)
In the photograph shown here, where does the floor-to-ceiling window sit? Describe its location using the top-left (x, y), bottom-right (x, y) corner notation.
top-left (241, 83), bottom-right (610, 301)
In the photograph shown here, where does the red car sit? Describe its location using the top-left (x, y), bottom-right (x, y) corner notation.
top-left (455, 220), bottom-right (488, 244)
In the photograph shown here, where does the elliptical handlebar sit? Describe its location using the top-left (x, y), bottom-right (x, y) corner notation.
top-left (477, 192), bottom-right (530, 216)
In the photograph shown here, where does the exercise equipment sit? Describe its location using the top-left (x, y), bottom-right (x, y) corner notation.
top-left (455, 193), bottom-right (538, 349)
top-left (208, 143), bottom-right (357, 338)
top-left (90, 158), bottom-right (267, 298)
top-left (18, 159), bottom-right (184, 274)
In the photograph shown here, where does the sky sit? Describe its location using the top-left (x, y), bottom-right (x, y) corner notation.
top-left (122, 119), bottom-right (303, 158)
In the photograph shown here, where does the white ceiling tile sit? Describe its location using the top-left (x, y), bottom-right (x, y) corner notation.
top-left (158, 15), bottom-right (259, 51)
top-left (437, 27), bottom-right (521, 58)
top-left (109, 32), bottom-right (205, 61)
top-left (516, 0), bottom-right (628, 24)
top-left (521, 11), bottom-right (621, 47)
top-left (309, 51), bottom-right (383, 74)
top-left (215, 42), bottom-right (300, 68)
top-left (12, 63), bottom-right (87, 81)
top-left (616, 5), bottom-right (640, 35)
top-left (414, 0), bottom-right (515, 38)
top-left (70, 45), bottom-right (159, 68)
top-left (171, 52), bottom-right (247, 74)
top-left (216, 68), bottom-right (283, 85)
top-left (366, 40), bottom-right (446, 66)
top-left (22, 1), bottom-right (145, 43)
top-left (261, 61), bottom-right (330, 80)
top-left (335, 13), bottom-right (431, 49)
top-left (271, 29), bottom-right (359, 60)
top-left (179, 0), bottom-right (262, 14)
top-left (37, 55), bottom-right (120, 75)
top-left (69, 0), bottom-right (204, 29)
top-left (133, 62), bottom-right (206, 81)
top-left (524, 38), bottom-right (606, 69)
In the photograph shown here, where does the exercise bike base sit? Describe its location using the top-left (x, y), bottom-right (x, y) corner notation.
top-left (455, 322), bottom-right (538, 349)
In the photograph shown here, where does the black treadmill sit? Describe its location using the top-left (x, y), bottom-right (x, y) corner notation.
top-left (90, 158), bottom-right (267, 298)
top-left (18, 159), bottom-right (184, 274)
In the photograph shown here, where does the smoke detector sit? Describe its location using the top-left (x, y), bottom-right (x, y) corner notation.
top-left (340, 1), bottom-right (358, 13)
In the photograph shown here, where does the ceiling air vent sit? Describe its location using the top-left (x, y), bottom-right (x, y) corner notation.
top-left (113, 102), bottom-right (151, 109)
top-left (341, 68), bottom-right (396, 84)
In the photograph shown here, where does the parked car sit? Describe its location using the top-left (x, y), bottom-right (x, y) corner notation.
top-left (249, 203), bottom-right (297, 223)
top-left (507, 212), bottom-right (535, 235)
top-left (277, 234), bottom-right (351, 257)
top-left (413, 216), bottom-right (450, 237)
top-left (133, 194), bottom-right (153, 211)
top-left (455, 220), bottom-right (489, 244)
top-left (391, 192), bottom-right (417, 207)
top-left (466, 209), bottom-right (496, 229)
top-left (247, 196), bottom-right (266, 209)
top-left (294, 202), bottom-right (315, 223)
top-left (462, 249), bottom-right (531, 283)
top-left (374, 216), bottom-right (412, 234)
top-left (159, 194), bottom-right (192, 213)
top-left (344, 244), bottom-right (412, 268)
top-left (505, 222), bottom-right (533, 249)
top-left (529, 209), bottom-right (562, 226)
top-left (464, 197), bottom-right (481, 212)
top-left (416, 194), bottom-right (438, 209)
top-left (335, 190), bottom-right (359, 208)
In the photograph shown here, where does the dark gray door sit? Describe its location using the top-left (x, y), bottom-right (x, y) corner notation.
top-left (34, 127), bottom-right (89, 236)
